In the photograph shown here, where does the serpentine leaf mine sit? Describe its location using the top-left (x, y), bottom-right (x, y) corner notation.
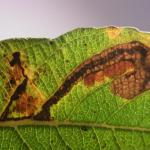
top-left (0, 36), bottom-right (150, 122)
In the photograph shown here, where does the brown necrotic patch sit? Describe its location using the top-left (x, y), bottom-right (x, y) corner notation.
top-left (0, 51), bottom-right (41, 120)
top-left (84, 61), bottom-right (134, 87)
top-left (14, 93), bottom-right (41, 116)
top-left (0, 52), bottom-right (28, 120)
top-left (111, 69), bottom-right (146, 99)
top-left (33, 41), bottom-right (150, 120)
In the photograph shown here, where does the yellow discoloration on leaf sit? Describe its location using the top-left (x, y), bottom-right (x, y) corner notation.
top-left (24, 68), bottom-right (35, 81)
top-left (106, 26), bottom-right (122, 39)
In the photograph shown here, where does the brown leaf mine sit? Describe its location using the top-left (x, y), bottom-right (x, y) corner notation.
top-left (1, 41), bottom-right (150, 121)
top-left (33, 41), bottom-right (150, 120)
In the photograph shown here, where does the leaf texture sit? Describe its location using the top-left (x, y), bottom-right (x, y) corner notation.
top-left (0, 27), bottom-right (150, 149)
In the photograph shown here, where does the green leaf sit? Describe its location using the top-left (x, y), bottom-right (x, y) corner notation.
top-left (0, 27), bottom-right (150, 149)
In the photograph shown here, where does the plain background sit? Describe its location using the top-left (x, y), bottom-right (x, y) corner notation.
top-left (0, 0), bottom-right (149, 40)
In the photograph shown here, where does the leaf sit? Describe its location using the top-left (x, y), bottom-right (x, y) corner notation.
top-left (0, 27), bottom-right (150, 149)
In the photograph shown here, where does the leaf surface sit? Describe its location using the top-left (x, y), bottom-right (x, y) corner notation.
top-left (0, 27), bottom-right (150, 149)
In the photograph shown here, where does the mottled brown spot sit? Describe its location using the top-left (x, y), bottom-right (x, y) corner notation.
top-left (111, 69), bottom-right (146, 99)
top-left (11, 64), bottom-right (22, 81)
top-left (0, 52), bottom-right (28, 120)
top-left (84, 73), bottom-right (95, 86)
top-left (104, 61), bottom-right (134, 77)
top-left (95, 71), bottom-right (104, 82)
top-left (15, 93), bottom-right (41, 116)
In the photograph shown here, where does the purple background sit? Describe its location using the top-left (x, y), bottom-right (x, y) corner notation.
top-left (0, 0), bottom-right (149, 40)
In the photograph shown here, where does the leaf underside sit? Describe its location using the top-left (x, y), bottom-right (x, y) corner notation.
top-left (0, 27), bottom-right (150, 149)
